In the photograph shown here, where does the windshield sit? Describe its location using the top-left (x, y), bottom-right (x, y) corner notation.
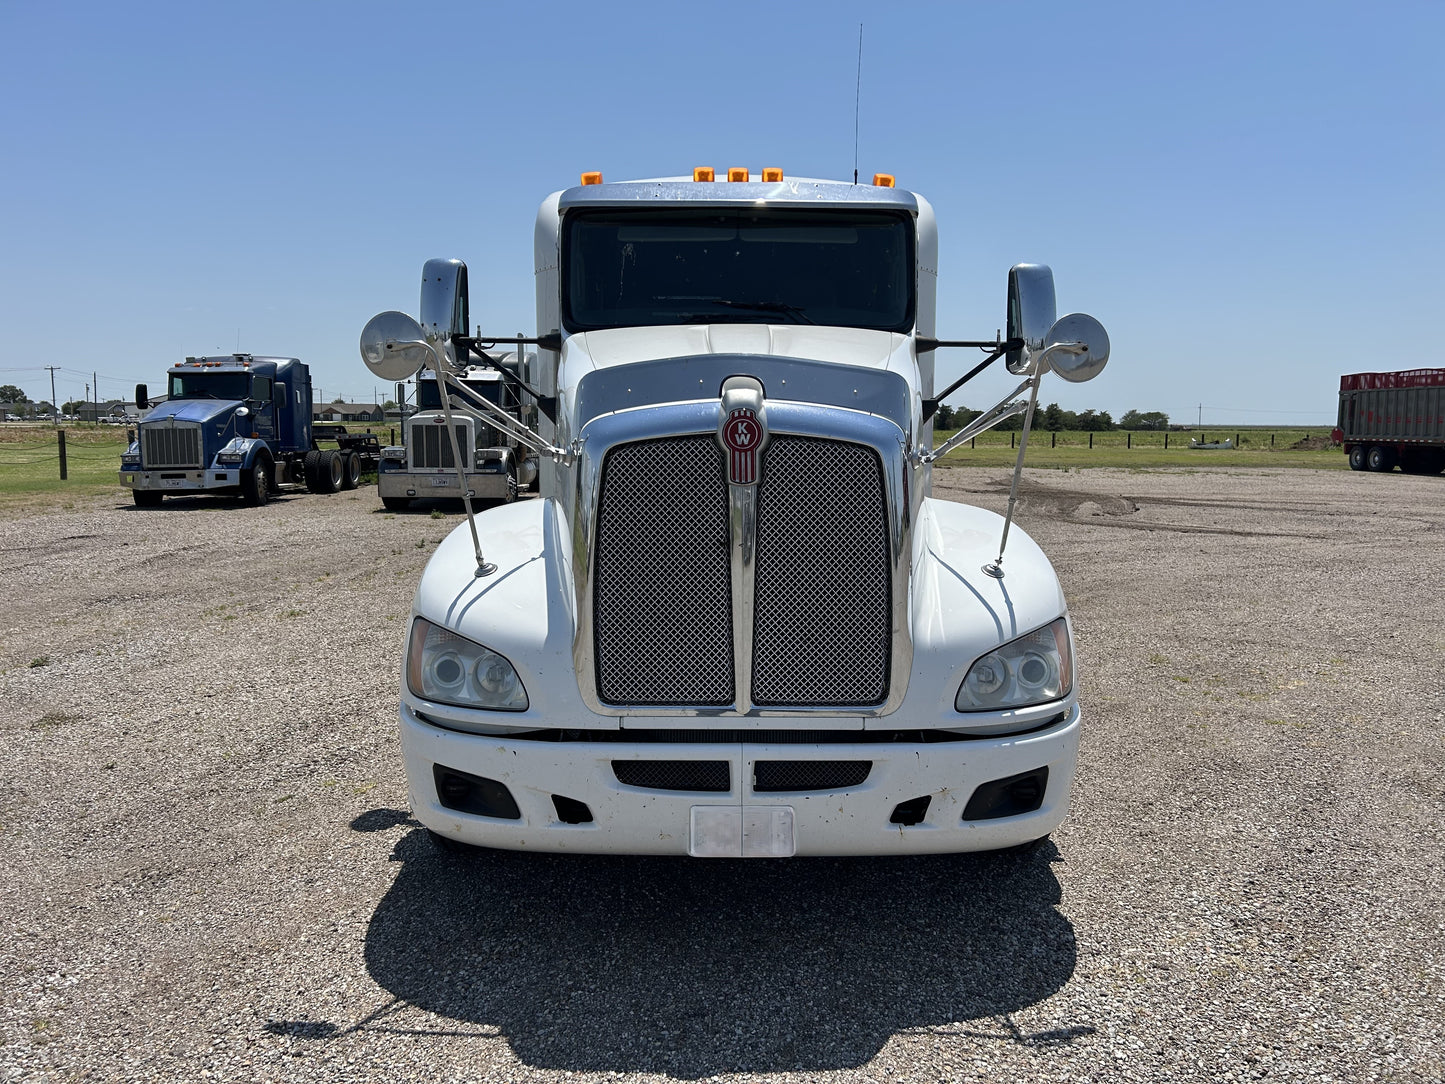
top-left (562, 208), bottom-right (914, 333)
top-left (417, 377), bottom-right (508, 411)
top-left (168, 372), bottom-right (251, 400)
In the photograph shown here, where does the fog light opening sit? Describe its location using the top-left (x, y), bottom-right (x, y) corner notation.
top-left (432, 764), bottom-right (521, 820)
top-left (962, 766), bottom-right (1050, 822)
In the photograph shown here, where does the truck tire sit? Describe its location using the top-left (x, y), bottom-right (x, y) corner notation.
top-left (318, 450), bottom-right (344, 493)
top-left (132, 490), bottom-right (163, 508)
top-left (302, 450), bottom-right (323, 492)
top-left (340, 451), bottom-right (361, 490)
top-left (382, 495), bottom-right (411, 512)
top-left (500, 462), bottom-right (518, 505)
top-left (1347, 445), bottom-right (1367, 471)
top-left (1365, 445), bottom-right (1393, 472)
top-left (239, 456), bottom-right (272, 506)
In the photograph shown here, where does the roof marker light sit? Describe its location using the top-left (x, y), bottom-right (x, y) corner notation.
top-left (693, 166), bottom-right (715, 182)
top-left (580, 171), bottom-right (603, 186)
top-left (873, 173), bottom-right (896, 188)
top-left (728, 167), bottom-right (749, 182)
top-left (762, 167), bottom-right (784, 182)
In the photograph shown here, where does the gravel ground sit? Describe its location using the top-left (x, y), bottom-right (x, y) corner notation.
top-left (1, 468), bottom-right (1442, 1083)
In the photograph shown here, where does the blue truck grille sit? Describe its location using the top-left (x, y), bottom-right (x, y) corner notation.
top-left (140, 424), bottom-right (202, 469)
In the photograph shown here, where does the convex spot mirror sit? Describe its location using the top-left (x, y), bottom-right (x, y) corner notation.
top-left (1041, 313), bottom-right (1110, 383)
top-left (360, 311), bottom-right (434, 381)
top-left (1006, 264), bottom-right (1057, 375)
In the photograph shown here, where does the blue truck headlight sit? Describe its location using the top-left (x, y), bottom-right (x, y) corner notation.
top-left (407, 617), bottom-right (528, 711)
top-left (215, 437), bottom-right (250, 465)
top-left (956, 617), bottom-right (1072, 711)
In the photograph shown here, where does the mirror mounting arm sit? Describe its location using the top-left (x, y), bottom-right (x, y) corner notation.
top-left (455, 335), bottom-right (558, 422)
top-left (920, 338), bottom-right (1023, 422)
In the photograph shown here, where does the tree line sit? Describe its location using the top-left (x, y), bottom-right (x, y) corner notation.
top-left (933, 404), bottom-right (1169, 432)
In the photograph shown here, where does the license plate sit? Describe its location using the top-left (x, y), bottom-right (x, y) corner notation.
top-left (162, 479), bottom-right (185, 488)
top-left (429, 476), bottom-right (450, 487)
top-left (690, 806), bottom-right (796, 858)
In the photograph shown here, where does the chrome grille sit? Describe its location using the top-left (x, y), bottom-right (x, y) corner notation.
top-left (140, 424), bottom-right (201, 469)
top-left (752, 438), bottom-right (891, 706)
top-left (593, 437), bottom-right (733, 705)
top-left (411, 422), bottom-right (470, 469)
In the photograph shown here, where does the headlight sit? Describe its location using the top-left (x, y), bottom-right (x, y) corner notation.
top-left (215, 438), bottom-right (249, 464)
top-left (406, 617), bottom-right (528, 711)
top-left (956, 617), bottom-right (1072, 712)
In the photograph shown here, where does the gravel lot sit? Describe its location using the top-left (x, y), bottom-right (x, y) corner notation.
top-left (1, 467), bottom-right (1442, 1083)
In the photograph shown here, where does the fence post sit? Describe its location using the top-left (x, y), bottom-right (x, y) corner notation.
top-left (1271, 433), bottom-right (1275, 447)
top-left (1011, 432), bottom-right (1015, 449)
top-left (970, 436), bottom-right (975, 449)
top-left (1164, 432), bottom-right (1169, 449)
top-left (58, 429), bottom-right (67, 480)
top-left (1089, 432), bottom-right (1093, 449)
top-left (390, 428), bottom-right (396, 445)
top-left (1236, 433), bottom-right (1240, 448)
top-left (1051, 431), bottom-right (1056, 448)
top-left (1127, 432), bottom-right (1132, 449)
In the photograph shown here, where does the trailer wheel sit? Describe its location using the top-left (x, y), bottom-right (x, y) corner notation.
top-left (1347, 445), bottom-right (1367, 471)
top-left (302, 450), bottom-right (323, 492)
top-left (340, 451), bottom-right (361, 490)
top-left (381, 495), bottom-right (411, 512)
top-left (132, 490), bottom-right (163, 508)
top-left (240, 456), bottom-right (272, 506)
top-left (1365, 445), bottom-right (1393, 472)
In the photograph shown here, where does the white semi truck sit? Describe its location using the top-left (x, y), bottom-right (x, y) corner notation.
top-left (361, 168), bottom-right (1109, 858)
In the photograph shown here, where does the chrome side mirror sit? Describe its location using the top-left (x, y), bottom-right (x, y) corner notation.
top-left (420, 258), bottom-right (470, 367)
top-left (1006, 264), bottom-right (1057, 375)
top-left (360, 311), bottom-right (436, 381)
top-left (1040, 313), bottom-right (1110, 383)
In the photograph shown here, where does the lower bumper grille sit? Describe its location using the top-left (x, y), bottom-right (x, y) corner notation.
top-left (753, 760), bottom-right (872, 792)
top-left (613, 760), bottom-right (730, 792)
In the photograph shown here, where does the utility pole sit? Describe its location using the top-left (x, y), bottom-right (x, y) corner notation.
top-left (94, 370), bottom-right (99, 418)
top-left (46, 365), bottom-right (59, 427)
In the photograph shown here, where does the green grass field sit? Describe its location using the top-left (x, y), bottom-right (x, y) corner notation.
top-left (0, 422), bottom-right (1347, 510)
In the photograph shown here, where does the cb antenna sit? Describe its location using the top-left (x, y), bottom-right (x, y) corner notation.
top-left (853, 23), bottom-right (863, 184)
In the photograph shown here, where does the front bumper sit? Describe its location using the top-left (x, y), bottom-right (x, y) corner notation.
top-left (120, 468), bottom-right (239, 492)
top-left (378, 469), bottom-right (510, 501)
top-left (401, 703), bottom-right (1081, 856)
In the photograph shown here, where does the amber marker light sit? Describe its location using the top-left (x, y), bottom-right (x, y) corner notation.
top-left (693, 166), bottom-right (715, 182)
top-left (580, 171), bottom-right (603, 186)
top-left (873, 173), bottom-right (896, 188)
top-left (728, 167), bottom-right (749, 182)
top-left (761, 167), bottom-right (784, 182)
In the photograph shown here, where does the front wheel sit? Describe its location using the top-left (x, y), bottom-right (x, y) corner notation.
top-left (240, 457), bottom-right (272, 505)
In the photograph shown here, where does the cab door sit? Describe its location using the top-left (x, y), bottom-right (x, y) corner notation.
top-left (251, 375), bottom-right (276, 442)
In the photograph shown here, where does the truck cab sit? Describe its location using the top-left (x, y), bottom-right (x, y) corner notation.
top-left (363, 170), bottom-right (1108, 858)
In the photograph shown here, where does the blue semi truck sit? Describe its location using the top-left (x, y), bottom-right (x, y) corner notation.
top-left (119, 354), bottom-right (378, 507)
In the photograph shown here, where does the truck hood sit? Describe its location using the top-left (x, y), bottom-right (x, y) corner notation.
top-left (142, 399), bottom-right (238, 426)
top-left (563, 325), bottom-right (917, 429)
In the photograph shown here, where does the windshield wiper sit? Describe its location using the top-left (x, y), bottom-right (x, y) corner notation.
top-left (670, 298), bottom-right (815, 324)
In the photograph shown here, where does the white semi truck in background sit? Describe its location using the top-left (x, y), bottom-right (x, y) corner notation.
top-left (376, 347), bottom-right (540, 511)
top-left (361, 167), bottom-right (1109, 859)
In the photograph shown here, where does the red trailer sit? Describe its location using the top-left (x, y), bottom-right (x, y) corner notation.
top-left (1335, 369), bottom-right (1445, 474)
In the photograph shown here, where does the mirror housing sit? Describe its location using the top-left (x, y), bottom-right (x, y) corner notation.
top-left (274, 382), bottom-right (286, 403)
top-left (135, 383), bottom-right (149, 410)
top-left (1006, 264), bottom-right (1057, 375)
top-left (360, 311), bottom-right (436, 380)
top-left (420, 258), bottom-right (470, 368)
top-left (1040, 313), bottom-right (1110, 383)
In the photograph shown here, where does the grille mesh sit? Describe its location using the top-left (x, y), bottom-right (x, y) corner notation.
top-left (753, 760), bottom-right (872, 792)
top-left (752, 438), bottom-right (891, 706)
top-left (411, 422), bottom-right (470, 469)
top-left (140, 424), bottom-right (201, 469)
top-left (593, 437), bottom-right (733, 705)
top-left (613, 760), bottom-right (730, 792)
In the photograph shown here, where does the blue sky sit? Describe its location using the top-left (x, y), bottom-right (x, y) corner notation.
top-left (1, 0), bottom-right (1440, 426)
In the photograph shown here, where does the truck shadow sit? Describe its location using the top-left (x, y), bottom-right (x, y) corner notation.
top-left (355, 827), bottom-right (1082, 1076)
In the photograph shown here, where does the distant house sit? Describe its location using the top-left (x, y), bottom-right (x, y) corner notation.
top-left (314, 401), bottom-right (383, 423)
